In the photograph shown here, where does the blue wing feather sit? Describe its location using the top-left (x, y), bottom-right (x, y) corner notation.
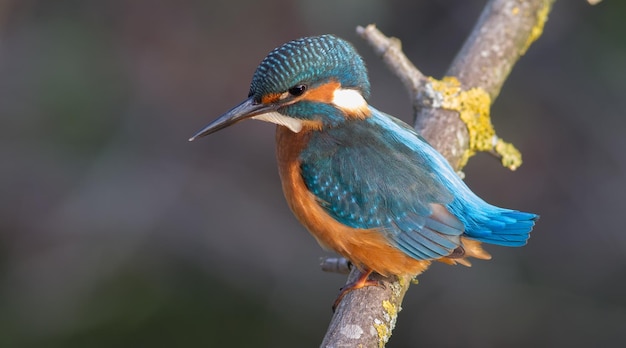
top-left (369, 108), bottom-right (538, 247)
top-left (299, 107), bottom-right (537, 261)
top-left (300, 111), bottom-right (464, 260)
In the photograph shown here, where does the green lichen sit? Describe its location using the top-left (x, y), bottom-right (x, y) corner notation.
top-left (427, 76), bottom-right (523, 171)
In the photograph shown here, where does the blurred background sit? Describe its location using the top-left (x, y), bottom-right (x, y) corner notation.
top-left (1, 0), bottom-right (625, 347)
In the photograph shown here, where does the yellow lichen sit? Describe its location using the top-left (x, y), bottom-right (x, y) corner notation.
top-left (372, 300), bottom-right (398, 348)
top-left (521, 2), bottom-right (551, 55)
top-left (373, 320), bottom-right (388, 348)
top-left (382, 300), bottom-right (397, 318)
top-left (494, 137), bottom-right (523, 171)
top-left (427, 76), bottom-right (523, 171)
top-left (396, 275), bottom-right (407, 289)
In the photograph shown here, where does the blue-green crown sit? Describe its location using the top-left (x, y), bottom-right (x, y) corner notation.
top-left (249, 35), bottom-right (370, 101)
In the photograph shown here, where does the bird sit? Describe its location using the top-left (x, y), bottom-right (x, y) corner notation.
top-left (189, 34), bottom-right (538, 309)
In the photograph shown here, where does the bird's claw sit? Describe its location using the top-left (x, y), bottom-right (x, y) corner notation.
top-left (332, 270), bottom-right (384, 312)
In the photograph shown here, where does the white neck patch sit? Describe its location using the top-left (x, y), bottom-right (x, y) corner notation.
top-left (251, 112), bottom-right (304, 133)
top-left (331, 88), bottom-right (368, 114)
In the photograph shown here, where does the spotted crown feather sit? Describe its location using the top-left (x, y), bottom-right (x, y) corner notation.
top-left (249, 35), bottom-right (371, 101)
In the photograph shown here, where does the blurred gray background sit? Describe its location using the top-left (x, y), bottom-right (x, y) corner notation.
top-left (1, 1), bottom-right (625, 347)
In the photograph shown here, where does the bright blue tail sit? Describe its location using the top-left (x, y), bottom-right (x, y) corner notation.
top-left (464, 209), bottom-right (538, 246)
top-left (447, 199), bottom-right (538, 247)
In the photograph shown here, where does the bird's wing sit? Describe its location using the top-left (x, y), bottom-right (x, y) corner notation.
top-left (300, 119), bottom-right (464, 261)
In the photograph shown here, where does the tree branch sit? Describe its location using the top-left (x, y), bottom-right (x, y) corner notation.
top-left (321, 1), bottom-right (554, 347)
top-left (417, 0), bottom-right (554, 169)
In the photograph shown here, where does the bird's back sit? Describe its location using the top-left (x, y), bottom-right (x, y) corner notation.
top-left (291, 107), bottom-right (537, 268)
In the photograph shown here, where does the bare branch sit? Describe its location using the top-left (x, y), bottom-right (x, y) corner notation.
top-left (356, 25), bottom-right (427, 98)
top-left (320, 272), bottom-right (413, 348)
top-left (321, 1), bottom-right (554, 347)
top-left (447, 0), bottom-right (554, 100)
top-left (417, 0), bottom-right (555, 168)
top-left (320, 257), bottom-right (351, 275)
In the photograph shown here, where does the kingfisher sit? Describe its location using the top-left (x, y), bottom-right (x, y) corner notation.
top-left (190, 35), bottom-right (537, 308)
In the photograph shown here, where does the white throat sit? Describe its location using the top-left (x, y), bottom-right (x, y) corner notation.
top-left (251, 112), bottom-right (304, 133)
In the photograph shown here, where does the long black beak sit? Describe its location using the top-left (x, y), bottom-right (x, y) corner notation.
top-left (188, 97), bottom-right (277, 141)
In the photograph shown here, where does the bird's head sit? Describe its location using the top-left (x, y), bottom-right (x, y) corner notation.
top-left (189, 35), bottom-right (371, 141)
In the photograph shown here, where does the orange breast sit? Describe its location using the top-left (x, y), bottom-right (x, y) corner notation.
top-left (275, 126), bottom-right (432, 277)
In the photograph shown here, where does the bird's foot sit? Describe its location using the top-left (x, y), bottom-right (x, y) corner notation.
top-left (332, 270), bottom-right (384, 312)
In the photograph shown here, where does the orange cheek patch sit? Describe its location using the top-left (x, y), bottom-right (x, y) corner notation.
top-left (302, 80), bottom-right (341, 103)
top-left (261, 93), bottom-right (281, 104)
top-left (262, 80), bottom-right (341, 105)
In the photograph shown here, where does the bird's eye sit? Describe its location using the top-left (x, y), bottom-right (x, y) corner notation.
top-left (288, 84), bottom-right (307, 96)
